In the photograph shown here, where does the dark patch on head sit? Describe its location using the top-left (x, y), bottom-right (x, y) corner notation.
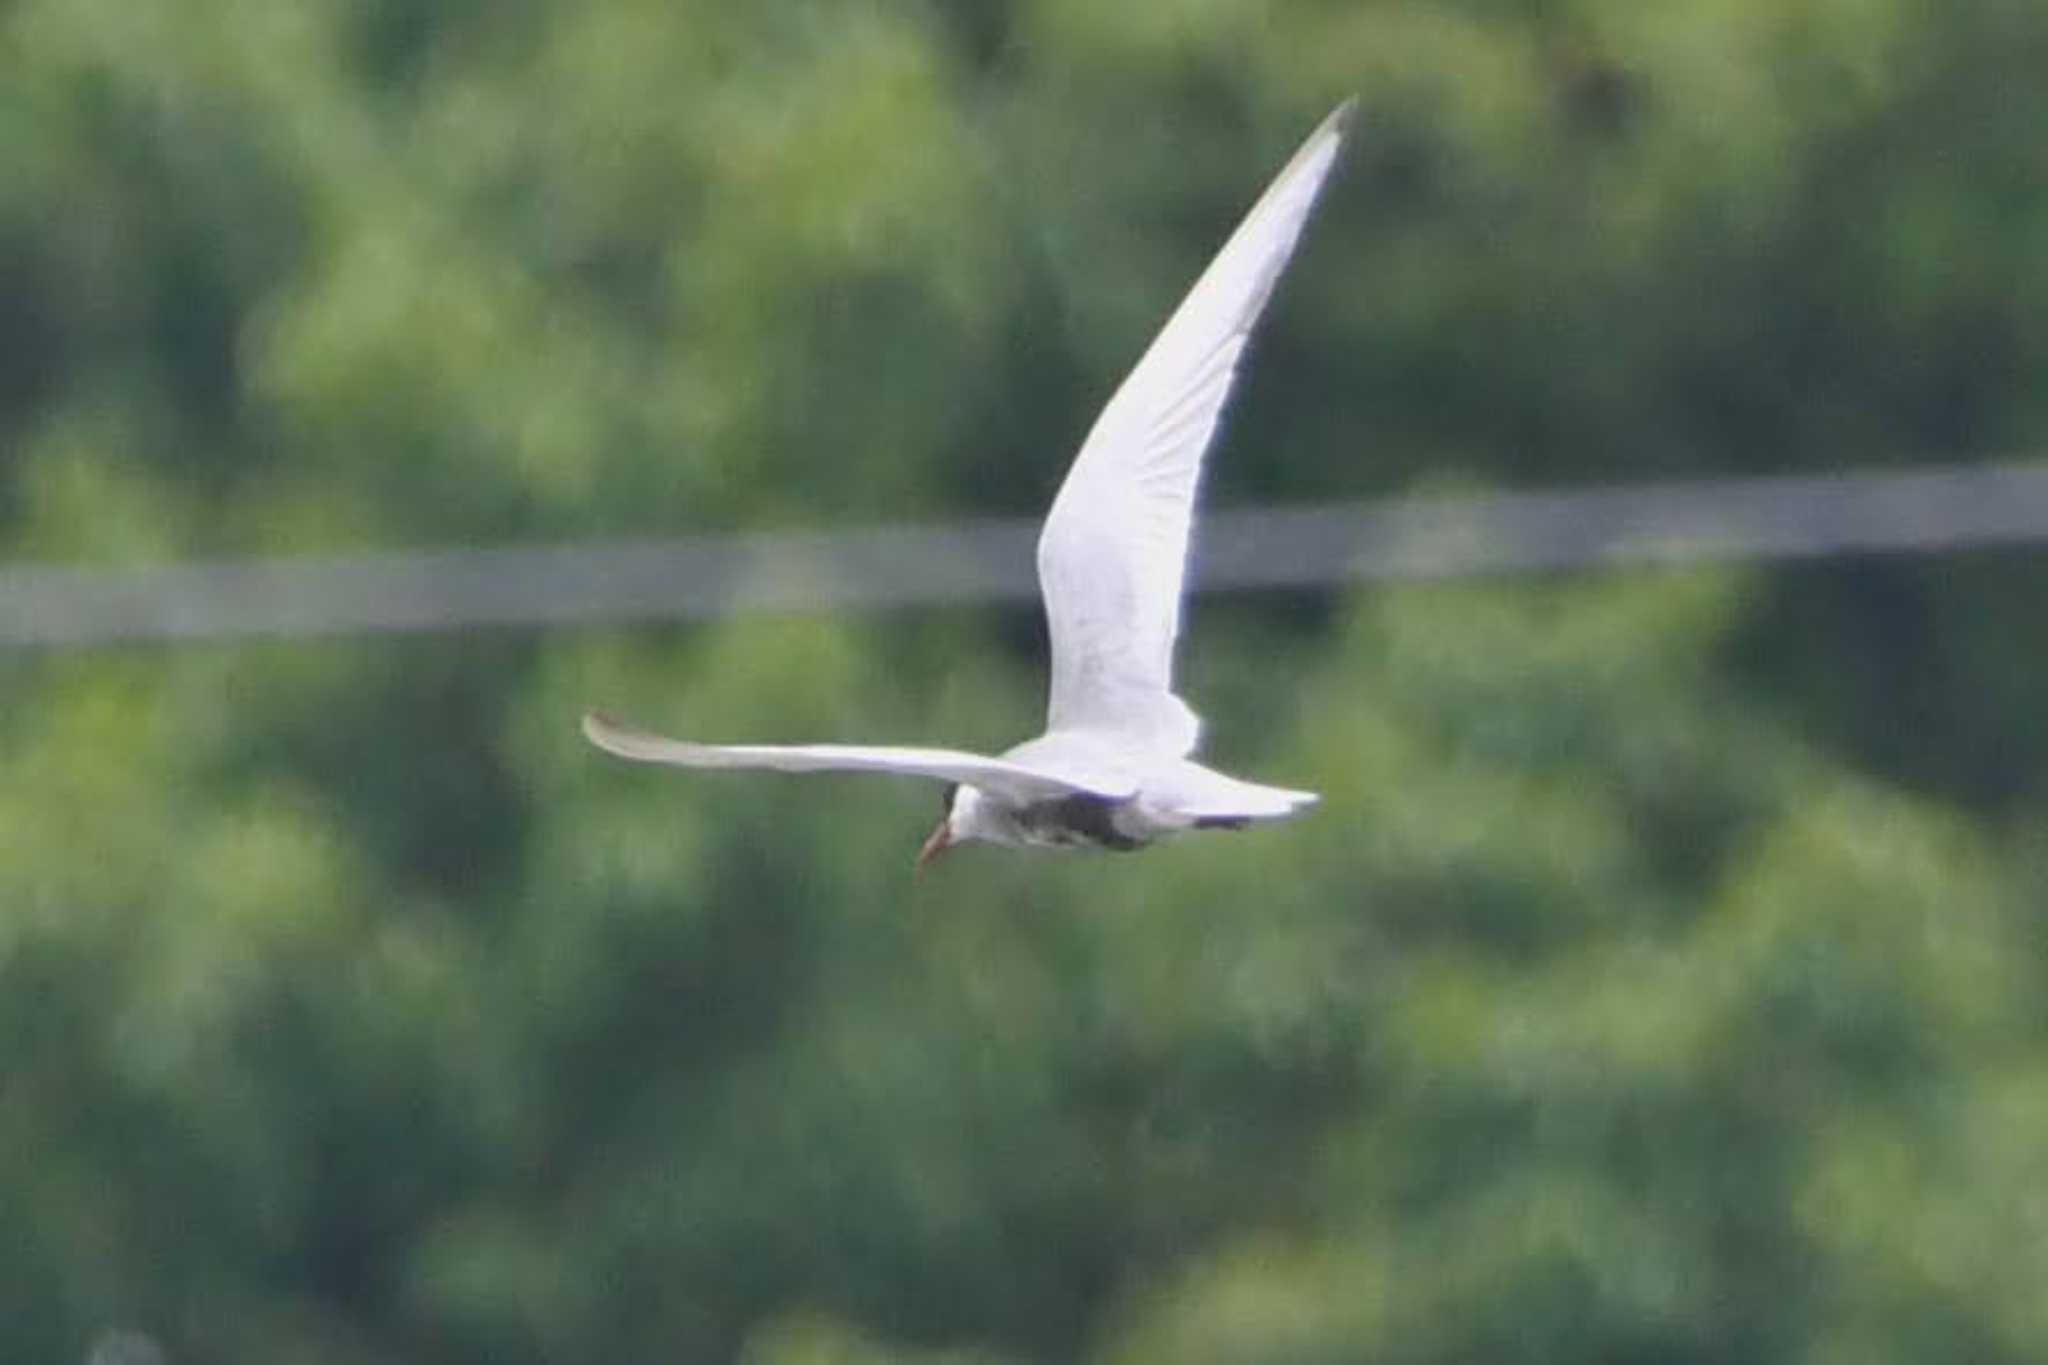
top-left (940, 781), bottom-right (959, 812)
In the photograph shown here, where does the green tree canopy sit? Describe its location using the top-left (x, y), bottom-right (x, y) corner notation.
top-left (3, 1), bottom-right (2045, 1360)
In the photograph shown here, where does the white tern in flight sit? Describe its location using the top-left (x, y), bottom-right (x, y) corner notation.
top-left (585, 100), bottom-right (1352, 871)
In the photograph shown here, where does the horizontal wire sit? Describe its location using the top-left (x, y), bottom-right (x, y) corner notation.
top-left (2, 459), bottom-right (2044, 646)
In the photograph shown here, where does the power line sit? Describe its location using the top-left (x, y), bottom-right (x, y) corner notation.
top-left (2, 459), bottom-right (2044, 647)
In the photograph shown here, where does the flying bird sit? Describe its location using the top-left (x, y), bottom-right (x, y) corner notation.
top-left (585, 101), bottom-right (1352, 871)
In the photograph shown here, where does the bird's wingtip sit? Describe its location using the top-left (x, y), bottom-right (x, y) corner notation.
top-left (581, 709), bottom-right (629, 753)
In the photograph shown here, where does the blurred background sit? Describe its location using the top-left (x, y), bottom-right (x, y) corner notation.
top-left (5, 1), bottom-right (2048, 1361)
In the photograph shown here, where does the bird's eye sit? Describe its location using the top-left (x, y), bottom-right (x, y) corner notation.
top-left (940, 782), bottom-right (959, 812)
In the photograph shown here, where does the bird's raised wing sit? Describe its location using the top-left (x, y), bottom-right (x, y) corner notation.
top-left (1037, 101), bottom-right (1352, 754)
top-left (582, 712), bottom-right (1132, 805)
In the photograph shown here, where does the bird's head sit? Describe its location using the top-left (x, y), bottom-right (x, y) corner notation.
top-left (915, 781), bottom-right (978, 875)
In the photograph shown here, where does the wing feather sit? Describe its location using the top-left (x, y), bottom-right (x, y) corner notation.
top-left (582, 712), bottom-right (1130, 805)
top-left (1037, 101), bottom-right (1353, 752)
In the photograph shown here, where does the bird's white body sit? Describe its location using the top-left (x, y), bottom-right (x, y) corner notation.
top-left (585, 101), bottom-right (1351, 866)
top-left (946, 756), bottom-right (1313, 851)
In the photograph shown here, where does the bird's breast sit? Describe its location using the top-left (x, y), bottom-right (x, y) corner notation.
top-left (1014, 793), bottom-right (1149, 852)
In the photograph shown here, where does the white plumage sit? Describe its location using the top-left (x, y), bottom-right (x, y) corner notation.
top-left (585, 102), bottom-right (1351, 867)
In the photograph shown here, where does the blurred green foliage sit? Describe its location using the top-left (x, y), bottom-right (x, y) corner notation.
top-left (4, 0), bottom-right (2047, 1361)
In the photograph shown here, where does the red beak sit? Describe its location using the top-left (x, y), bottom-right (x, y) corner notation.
top-left (915, 819), bottom-right (952, 877)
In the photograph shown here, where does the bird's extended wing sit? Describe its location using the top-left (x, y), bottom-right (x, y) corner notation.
top-left (1037, 101), bottom-right (1352, 754)
top-left (582, 712), bottom-right (1132, 805)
